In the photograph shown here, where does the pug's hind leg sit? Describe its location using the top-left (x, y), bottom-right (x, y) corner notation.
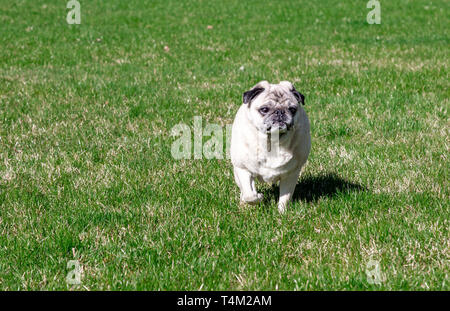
top-left (233, 167), bottom-right (263, 204)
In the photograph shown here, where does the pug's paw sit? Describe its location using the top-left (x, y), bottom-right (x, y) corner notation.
top-left (240, 193), bottom-right (263, 205)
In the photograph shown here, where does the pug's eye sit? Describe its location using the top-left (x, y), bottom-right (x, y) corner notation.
top-left (259, 107), bottom-right (270, 114)
top-left (289, 107), bottom-right (297, 114)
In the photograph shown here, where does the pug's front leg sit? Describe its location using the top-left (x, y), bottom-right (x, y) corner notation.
top-left (233, 167), bottom-right (263, 204)
top-left (278, 169), bottom-right (300, 213)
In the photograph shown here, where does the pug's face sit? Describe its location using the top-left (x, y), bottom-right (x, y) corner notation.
top-left (243, 81), bottom-right (305, 135)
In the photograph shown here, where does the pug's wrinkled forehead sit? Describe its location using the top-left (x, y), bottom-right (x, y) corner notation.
top-left (243, 81), bottom-right (305, 107)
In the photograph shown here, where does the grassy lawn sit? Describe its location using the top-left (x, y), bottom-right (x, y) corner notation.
top-left (0, 0), bottom-right (448, 290)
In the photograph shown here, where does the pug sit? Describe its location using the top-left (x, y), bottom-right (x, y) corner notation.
top-left (230, 81), bottom-right (311, 213)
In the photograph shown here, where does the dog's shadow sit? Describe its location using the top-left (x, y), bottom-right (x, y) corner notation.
top-left (262, 172), bottom-right (366, 204)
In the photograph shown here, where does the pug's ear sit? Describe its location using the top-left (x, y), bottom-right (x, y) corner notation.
top-left (291, 86), bottom-right (305, 105)
top-left (243, 86), bottom-right (265, 106)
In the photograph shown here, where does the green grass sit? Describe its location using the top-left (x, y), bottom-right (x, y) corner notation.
top-left (0, 0), bottom-right (448, 290)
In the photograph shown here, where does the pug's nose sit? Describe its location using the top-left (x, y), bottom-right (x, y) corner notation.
top-left (274, 109), bottom-right (285, 116)
top-left (274, 109), bottom-right (285, 121)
